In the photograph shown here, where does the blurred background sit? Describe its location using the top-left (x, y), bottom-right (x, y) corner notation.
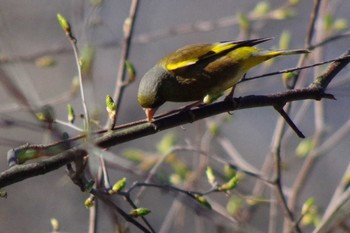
top-left (0, 0), bottom-right (349, 232)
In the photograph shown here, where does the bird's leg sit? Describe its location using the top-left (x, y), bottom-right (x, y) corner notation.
top-left (224, 73), bottom-right (246, 102)
top-left (144, 107), bottom-right (158, 122)
top-left (224, 85), bottom-right (237, 102)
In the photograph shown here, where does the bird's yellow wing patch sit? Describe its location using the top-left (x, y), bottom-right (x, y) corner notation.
top-left (165, 42), bottom-right (237, 71)
top-left (165, 59), bottom-right (197, 70)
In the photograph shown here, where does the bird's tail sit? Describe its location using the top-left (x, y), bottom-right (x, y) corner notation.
top-left (269, 49), bottom-right (310, 56)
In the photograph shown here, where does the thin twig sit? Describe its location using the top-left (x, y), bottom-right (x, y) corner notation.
top-left (111, 0), bottom-right (139, 128)
top-left (305, 0), bottom-right (321, 48)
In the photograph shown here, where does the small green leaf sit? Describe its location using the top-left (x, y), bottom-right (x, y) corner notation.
top-left (130, 208), bottom-right (151, 217)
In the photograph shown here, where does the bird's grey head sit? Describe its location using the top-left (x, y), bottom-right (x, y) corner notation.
top-left (137, 65), bottom-right (168, 108)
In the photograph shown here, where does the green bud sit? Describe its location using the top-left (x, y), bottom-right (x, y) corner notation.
top-left (57, 14), bottom-right (71, 33)
top-left (208, 121), bottom-right (220, 136)
top-left (84, 180), bottom-right (95, 193)
top-left (301, 197), bottom-right (314, 214)
top-left (84, 196), bottom-right (95, 208)
top-left (245, 196), bottom-right (265, 206)
top-left (122, 149), bottom-right (145, 162)
top-left (282, 71), bottom-right (294, 83)
top-left (130, 208), bottom-right (151, 217)
top-left (296, 139), bottom-right (314, 157)
top-left (89, 0), bottom-right (103, 7)
top-left (169, 174), bottom-right (182, 185)
top-left (334, 18), bottom-right (348, 31)
top-left (300, 197), bottom-right (320, 226)
top-left (106, 95), bottom-right (116, 120)
top-left (62, 132), bottom-right (69, 140)
top-left (301, 208), bottom-right (320, 227)
top-left (237, 13), bottom-right (250, 31)
top-left (253, 1), bottom-right (270, 16)
top-left (156, 133), bottom-right (177, 155)
top-left (125, 60), bottom-right (136, 83)
top-left (279, 30), bottom-right (291, 50)
top-left (173, 162), bottom-right (188, 180)
top-left (0, 191), bottom-right (7, 198)
top-left (226, 196), bottom-right (242, 215)
top-left (194, 194), bottom-right (212, 209)
top-left (35, 105), bottom-right (55, 123)
top-left (272, 9), bottom-right (295, 20)
top-left (35, 56), bottom-right (56, 68)
top-left (67, 104), bottom-right (75, 123)
top-left (324, 13), bottom-right (333, 31)
top-left (218, 175), bottom-right (239, 191)
top-left (289, 0), bottom-right (300, 6)
top-left (123, 17), bottom-right (131, 36)
top-left (80, 45), bottom-right (95, 74)
top-left (50, 218), bottom-right (60, 231)
top-left (70, 76), bottom-right (80, 96)
top-left (111, 177), bottom-right (127, 193)
top-left (206, 166), bottom-right (216, 185)
top-left (223, 164), bottom-right (237, 179)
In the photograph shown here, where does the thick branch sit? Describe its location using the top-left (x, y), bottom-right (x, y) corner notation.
top-left (0, 149), bottom-right (86, 188)
top-left (96, 87), bottom-right (333, 148)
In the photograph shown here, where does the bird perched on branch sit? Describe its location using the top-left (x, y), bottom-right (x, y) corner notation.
top-left (137, 37), bottom-right (308, 121)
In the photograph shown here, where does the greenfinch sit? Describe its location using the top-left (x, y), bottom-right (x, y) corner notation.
top-left (138, 38), bottom-right (308, 121)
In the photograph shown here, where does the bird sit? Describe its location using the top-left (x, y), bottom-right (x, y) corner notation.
top-left (137, 37), bottom-right (308, 122)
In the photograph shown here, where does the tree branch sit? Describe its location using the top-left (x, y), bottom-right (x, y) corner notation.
top-left (1, 50), bottom-right (349, 190)
top-left (0, 149), bottom-right (86, 188)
